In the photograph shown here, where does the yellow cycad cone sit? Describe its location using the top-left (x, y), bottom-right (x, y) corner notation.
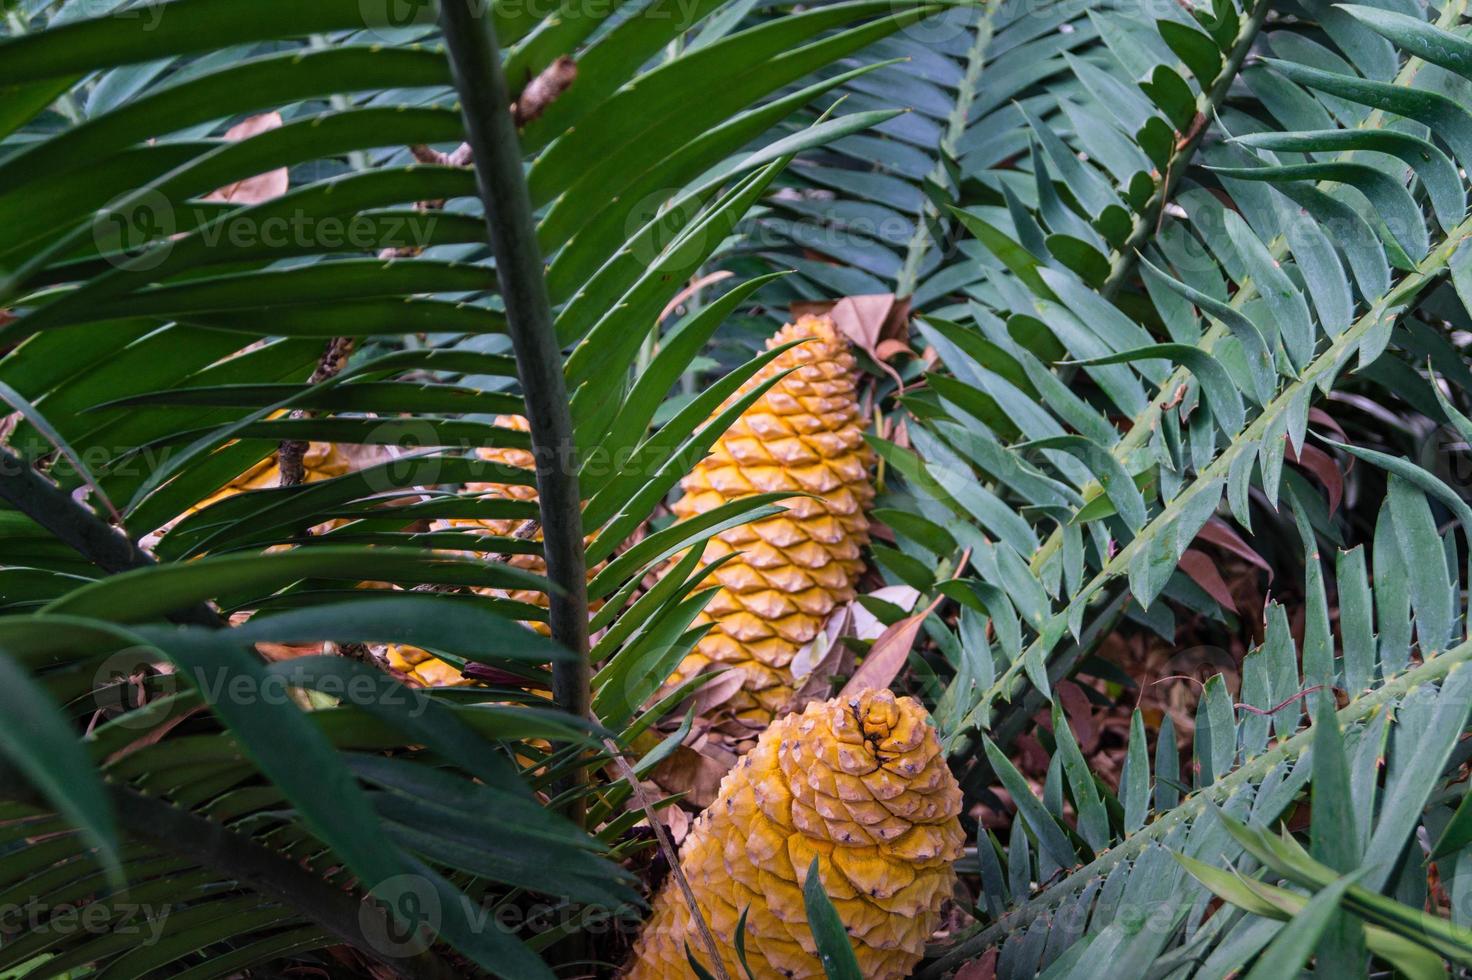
top-left (188, 442), bottom-right (354, 513)
top-left (389, 415), bottom-right (604, 687)
top-left (663, 314), bottom-right (873, 726)
top-left (625, 690), bottom-right (963, 980)
top-left (389, 414), bottom-right (543, 687)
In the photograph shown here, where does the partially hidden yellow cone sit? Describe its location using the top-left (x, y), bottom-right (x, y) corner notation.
top-left (389, 414), bottom-right (545, 686)
top-left (625, 689), bottom-right (963, 979)
top-left (187, 442), bottom-right (354, 513)
top-left (661, 314), bottom-right (874, 727)
top-left (388, 415), bottom-right (606, 687)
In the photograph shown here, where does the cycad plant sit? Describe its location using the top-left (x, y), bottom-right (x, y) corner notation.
top-left (6, 0), bottom-right (1472, 976)
top-left (0, 0), bottom-right (938, 974)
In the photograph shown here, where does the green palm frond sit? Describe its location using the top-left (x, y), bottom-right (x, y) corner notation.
top-left (886, 0), bottom-right (1472, 759)
top-left (925, 462), bottom-right (1472, 978)
top-left (0, 0), bottom-right (940, 973)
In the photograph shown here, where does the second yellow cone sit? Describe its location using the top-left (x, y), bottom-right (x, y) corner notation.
top-left (389, 414), bottom-right (604, 686)
top-left (624, 689), bottom-right (964, 979)
top-left (661, 313), bottom-right (874, 727)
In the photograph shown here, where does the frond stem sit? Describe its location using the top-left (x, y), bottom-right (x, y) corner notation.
top-left (956, 204), bottom-right (1472, 751)
top-left (437, 0), bottom-right (592, 811)
top-left (0, 448), bottom-right (220, 627)
top-left (895, 6), bottom-right (995, 298)
top-left (1097, 0), bottom-right (1274, 300)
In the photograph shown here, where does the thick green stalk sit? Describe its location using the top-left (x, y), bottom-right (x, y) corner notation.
top-left (895, 7), bottom-right (994, 297)
top-left (438, 4), bottom-right (591, 742)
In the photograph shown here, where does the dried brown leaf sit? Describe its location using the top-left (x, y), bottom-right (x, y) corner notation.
top-left (1178, 548), bottom-right (1238, 613)
top-left (1286, 440), bottom-right (1343, 516)
top-left (955, 949), bottom-right (998, 980)
top-left (688, 667), bottom-right (746, 716)
top-left (206, 112), bottom-right (288, 204)
top-left (1309, 406), bottom-right (1350, 444)
top-left (839, 593), bottom-right (942, 697)
top-left (652, 745), bottom-right (730, 810)
top-left (1196, 516), bottom-right (1273, 580)
top-left (792, 293), bottom-right (911, 389)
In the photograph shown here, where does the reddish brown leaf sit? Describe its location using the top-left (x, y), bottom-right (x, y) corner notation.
top-left (874, 338), bottom-right (915, 361)
top-left (882, 413), bottom-right (912, 451)
top-left (1286, 441), bottom-right (1343, 516)
top-left (1057, 680), bottom-right (1097, 754)
top-left (793, 293), bottom-right (911, 389)
top-left (206, 113), bottom-right (288, 203)
top-left (688, 666), bottom-right (746, 716)
top-left (1309, 407), bottom-right (1349, 444)
top-left (1179, 549), bottom-right (1238, 613)
top-left (956, 950), bottom-right (998, 980)
top-left (826, 293), bottom-right (910, 357)
top-left (839, 594), bottom-right (942, 696)
top-left (656, 800), bottom-right (691, 844)
top-left (658, 270), bottom-right (734, 325)
top-left (652, 745), bottom-right (730, 810)
top-left (1196, 516), bottom-right (1273, 580)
